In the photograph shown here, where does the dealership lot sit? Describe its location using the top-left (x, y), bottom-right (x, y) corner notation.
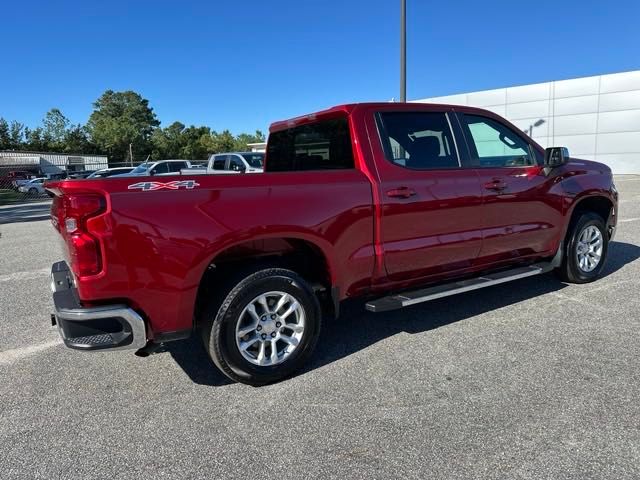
top-left (1, 178), bottom-right (639, 480)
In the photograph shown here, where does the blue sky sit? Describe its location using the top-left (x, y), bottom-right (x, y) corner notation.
top-left (2, 0), bottom-right (639, 134)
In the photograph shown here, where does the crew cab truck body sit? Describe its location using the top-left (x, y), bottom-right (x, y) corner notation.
top-left (112, 159), bottom-right (192, 177)
top-left (46, 102), bottom-right (618, 385)
top-left (208, 152), bottom-right (264, 173)
top-left (181, 152), bottom-right (265, 175)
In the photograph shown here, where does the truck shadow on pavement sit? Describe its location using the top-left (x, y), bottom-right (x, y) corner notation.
top-left (165, 241), bottom-right (640, 387)
top-left (0, 202), bottom-right (52, 224)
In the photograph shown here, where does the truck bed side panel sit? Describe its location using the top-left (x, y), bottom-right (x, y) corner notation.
top-left (56, 171), bottom-right (374, 335)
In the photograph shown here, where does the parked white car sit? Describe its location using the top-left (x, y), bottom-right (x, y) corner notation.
top-left (113, 160), bottom-right (192, 177)
top-left (181, 152), bottom-right (264, 175)
top-left (12, 177), bottom-right (36, 190)
top-left (210, 152), bottom-right (264, 173)
top-left (87, 167), bottom-right (135, 178)
top-left (18, 178), bottom-right (46, 195)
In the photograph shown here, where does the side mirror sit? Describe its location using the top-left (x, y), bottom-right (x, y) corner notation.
top-left (544, 147), bottom-right (569, 168)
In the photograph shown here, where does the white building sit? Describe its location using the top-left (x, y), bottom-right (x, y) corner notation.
top-left (417, 70), bottom-right (640, 174)
top-left (246, 142), bottom-right (267, 153)
top-left (0, 151), bottom-right (108, 175)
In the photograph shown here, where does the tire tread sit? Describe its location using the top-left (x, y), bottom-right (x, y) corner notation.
top-left (200, 267), bottom-right (321, 386)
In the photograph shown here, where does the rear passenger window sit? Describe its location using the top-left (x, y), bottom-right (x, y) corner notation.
top-left (266, 117), bottom-right (354, 172)
top-left (462, 115), bottom-right (535, 167)
top-left (212, 156), bottom-right (226, 170)
top-left (376, 112), bottom-right (459, 169)
top-left (152, 162), bottom-right (169, 174)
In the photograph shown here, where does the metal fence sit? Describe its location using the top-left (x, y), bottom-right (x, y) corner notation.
top-left (0, 161), bottom-right (133, 205)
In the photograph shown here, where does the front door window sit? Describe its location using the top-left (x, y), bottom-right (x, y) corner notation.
top-left (462, 115), bottom-right (536, 167)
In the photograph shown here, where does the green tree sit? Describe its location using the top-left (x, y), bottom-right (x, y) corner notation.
top-left (42, 108), bottom-right (70, 149)
top-left (0, 93), bottom-right (266, 160)
top-left (87, 90), bottom-right (160, 162)
top-left (233, 129), bottom-right (266, 151)
top-left (152, 123), bottom-right (219, 160)
top-left (206, 130), bottom-right (236, 154)
top-left (179, 125), bottom-right (212, 159)
top-left (64, 125), bottom-right (95, 154)
top-left (24, 127), bottom-right (50, 151)
top-left (0, 118), bottom-right (10, 150)
top-left (8, 121), bottom-right (25, 149)
top-left (151, 121), bottom-right (186, 159)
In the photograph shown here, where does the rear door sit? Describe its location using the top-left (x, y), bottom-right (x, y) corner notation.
top-left (455, 111), bottom-right (562, 264)
top-left (373, 109), bottom-right (484, 281)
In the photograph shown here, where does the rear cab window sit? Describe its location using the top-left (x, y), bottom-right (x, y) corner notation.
top-left (212, 156), bottom-right (227, 170)
top-left (266, 117), bottom-right (354, 172)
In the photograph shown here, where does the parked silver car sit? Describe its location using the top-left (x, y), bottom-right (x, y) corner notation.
top-left (87, 167), bottom-right (135, 178)
top-left (18, 178), bottom-right (46, 195)
top-left (112, 160), bottom-right (192, 177)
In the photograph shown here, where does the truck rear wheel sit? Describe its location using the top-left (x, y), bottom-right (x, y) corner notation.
top-left (555, 212), bottom-right (609, 283)
top-left (200, 268), bottom-right (322, 386)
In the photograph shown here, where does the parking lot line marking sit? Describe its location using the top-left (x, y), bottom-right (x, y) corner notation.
top-left (613, 176), bottom-right (640, 181)
top-left (0, 268), bottom-right (50, 283)
top-left (0, 339), bottom-right (62, 366)
top-left (618, 217), bottom-right (640, 223)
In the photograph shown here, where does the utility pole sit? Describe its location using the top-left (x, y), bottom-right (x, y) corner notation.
top-left (400, 0), bottom-right (406, 102)
top-left (129, 143), bottom-right (134, 166)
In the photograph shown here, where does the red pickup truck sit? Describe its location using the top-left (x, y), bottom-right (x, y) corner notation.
top-left (46, 102), bottom-right (618, 385)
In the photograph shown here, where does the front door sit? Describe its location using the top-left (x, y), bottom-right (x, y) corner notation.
top-left (373, 110), bottom-right (484, 281)
top-left (456, 112), bottom-right (562, 265)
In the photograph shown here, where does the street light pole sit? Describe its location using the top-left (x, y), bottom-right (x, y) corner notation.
top-left (400, 0), bottom-right (406, 102)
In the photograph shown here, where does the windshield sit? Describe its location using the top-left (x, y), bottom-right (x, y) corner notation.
top-left (241, 153), bottom-right (264, 168)
top-left (130, 163), bottom-right (151, 174)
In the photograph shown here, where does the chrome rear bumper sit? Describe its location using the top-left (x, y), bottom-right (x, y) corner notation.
top-left (50, 261), bottom-right (147, 351)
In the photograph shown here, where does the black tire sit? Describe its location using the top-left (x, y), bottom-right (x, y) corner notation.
top-left (200, 268), bottom-right (322, 386)
top-left (555, 212), bottom-right (609, 283)
top-left (28, 188), bottom-right (37, 196)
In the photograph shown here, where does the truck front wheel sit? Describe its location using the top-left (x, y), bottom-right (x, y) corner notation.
top-left (201, 268), bottom-right (322, 386)
top-left (555, 212), bottom-right (609, 283)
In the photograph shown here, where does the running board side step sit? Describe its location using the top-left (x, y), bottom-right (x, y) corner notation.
top-left (365, 262), bottom-right (555, 313)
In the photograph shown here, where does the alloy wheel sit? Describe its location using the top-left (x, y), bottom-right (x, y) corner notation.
top-left (235, 291), bottom-right (305, 366)
top-left (575, 225), bottom-right (603, 273)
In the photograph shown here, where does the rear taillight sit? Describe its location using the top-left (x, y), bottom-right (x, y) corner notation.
top-left (69, 232), bottom-right (102, 277)
top-left (61, 194), bottom-right (106, 277)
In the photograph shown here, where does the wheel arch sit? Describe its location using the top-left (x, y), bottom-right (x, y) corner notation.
top-left (192, 235), bottom-right (339, 328)
top-left (565, 193), bottom-right (615, 241)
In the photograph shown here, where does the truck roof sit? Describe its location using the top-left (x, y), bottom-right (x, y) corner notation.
top-left (268, 102), bottom-right (488, 133)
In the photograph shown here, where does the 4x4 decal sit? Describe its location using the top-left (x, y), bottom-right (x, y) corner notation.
top-left (128, 180), bottom-right (200, 191)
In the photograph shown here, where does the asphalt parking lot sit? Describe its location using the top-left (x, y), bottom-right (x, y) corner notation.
top-left (1, 178), bottom-right (639, 480)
